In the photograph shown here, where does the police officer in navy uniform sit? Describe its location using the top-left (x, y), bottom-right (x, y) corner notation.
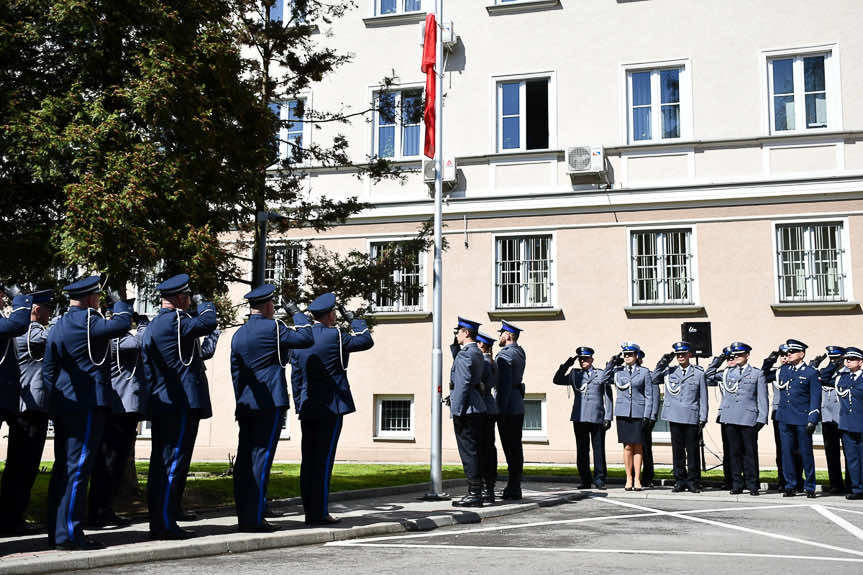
top-left (711, 342), bottom-right (768, 495)
top-left (774, 338), bottom-right (821, 497)
top-left (476, 332), bottom-right (499, 503)
top-left (231, 285), bottom-right (313, 532)
top-left (640, 348), bottom-right (659, 488)
top-left (652, 341), bottom-right (708, 493)
top-left (87, 305), bottom-right (148, 528)
top-left (289, 293), bottom-right (373, 525)
top-left (0, 285), bottom-right (32, 446)
top-left (448, 317), bottom-right (486, 507)
top-left (834, 347), bottom-right (863, 499)
top-left (495, 320), bottom-right (526, 500)
top-left (553, 346), bottom-right (613, 490)
top-left (141, 274), bottom-right (218, 539)
top-left (762, 344), bottom-right (802, 492)
top-left (813, 346), bottom-right (851, 494)
top-left (603, 342), bottom-right (654, 491)
top-left (42, 276), bottom-right (132, 549)
top-left (0, 288), bottom-right (42, 535)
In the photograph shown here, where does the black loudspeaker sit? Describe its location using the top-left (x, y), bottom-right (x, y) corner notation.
top-left (681, 322), bottom-right (712, 358)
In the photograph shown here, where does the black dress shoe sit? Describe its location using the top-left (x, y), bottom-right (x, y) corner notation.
top-left (177, 509), bottom-right (198, 521)
top-left (305, 514), bottom-right (342, 526)
top-left (54, 536), bottom-right (104, 550)
top-left (806, 491), bottom-right (816, 499)
top-left (593, 483), bottom-right (607, 490)
top-left (672, 484), bottom-right (684, 493)
top-left (845, 492), bottom-right (863, 500)
top-left (750, 489), bottom-right (760, 496)
top-left (88, 511), bottom-right (132, 529)
top-left (782, 489), bottom-right (796, 497)
top-left (263, 508), bottom-right (284, 518)
top-left (239, 520), bottom-right (280, 533)
top-left (149, 528), bottom-right (195, 540)
top-left (500, 489), bottom-right (522, 501)
top-left (577, 483), bottom-right (591, 490)
top-left (687, 486), bottom-right (701, 494)
top-left (730, 488), bottom-right (743, 495)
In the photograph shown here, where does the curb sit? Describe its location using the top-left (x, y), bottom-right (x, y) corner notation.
top-left (0, 489), bottom-right (579, 575)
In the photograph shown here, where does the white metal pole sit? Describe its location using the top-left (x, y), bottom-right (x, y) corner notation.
top-left (425, 0), bottom-right (447, 500)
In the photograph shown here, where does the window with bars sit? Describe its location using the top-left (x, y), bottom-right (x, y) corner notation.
top-left (768, 52), bottom-right (832, 133)
top-left (370, 242), bottom-right (424, 312)
top-left (138, 420), bottom-right (152, 438)
top-left (495, 235), bottom-right (553, 309)
top-left (631, 229), bottom-right (694, 305)
top-left (265, 243), bottom-right (303, 287)
top-left (375, 396), bottom-right (414, 439)
top-left (776, 222), bottom-right (845, 303)
top-left (374, 89), bottom-right (422, 159)
top-left (522, 395), bottom-right (546, 438)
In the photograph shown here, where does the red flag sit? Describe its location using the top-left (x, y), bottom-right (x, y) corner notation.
top-left (421, 14), bottom-right (436, 159)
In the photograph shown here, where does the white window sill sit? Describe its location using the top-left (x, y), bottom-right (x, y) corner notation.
top-left (625, 304), bottom-right (705, 316)
top-left (363, 12), bottom-right (426, 27)
top-left (373, 435), bottom-right (416, 443)
top-left (522, 436), bottom-right (548, 444)
top-left (487, 0), bottom-right (561, 16)
top-left (487, 307), bottom-right (562, 320)
top-left (369, 310), bottom-right (431, 322)
top-left (490, 148), bottom-right (562, 160)
top-left (771, 300), bottom-right (860, 312)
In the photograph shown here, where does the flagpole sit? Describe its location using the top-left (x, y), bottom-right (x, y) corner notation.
top-left (425, 0), bottom-right (448, 500)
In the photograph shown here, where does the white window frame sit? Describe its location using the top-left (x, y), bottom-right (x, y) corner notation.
top-left (620, 58), bottom-right (692, 145)
top-left (274, 94), bottom-right (313, 164)
top-left (491, 232), bottom-right (556, 310)
top-left (761, 44), bottom-right (842, 136)
top-left (489, 71), bottom-right (558, 153)
top-left (264, 241), bottom-right (305, 289)
top-left (374, 394), bottom-right (415, 440)
top-left (138, 420), bottom-right (152, 438)
top-left (770, 217), bottom-right (852, 304)
top-left (369, 0), bottom-right (425, 18)
top-left (271, 0), bottom-right (306, 25)
top-left (652, 395), bottom-right (671, 444)
top-left (626, 225), bottom-right (699, 307)
top-left (368, 239), bottom-right (427, 313)
top-left (369, 84), bottom-right (425, 161)
top-left (522, 394), bottom-right (547, 441)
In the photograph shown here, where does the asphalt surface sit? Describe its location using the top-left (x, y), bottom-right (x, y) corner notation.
top-left (77, 491), bottom-right (863, 575)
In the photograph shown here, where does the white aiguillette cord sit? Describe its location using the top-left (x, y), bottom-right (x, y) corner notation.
top-left (87, 308), bottom-right (110, 366)
top-left (26, 323), bottom-right (44, 362)
top-left (176, 310), bottom-right (194, 367)
top-left (275, 319), bottom-right (291, 368)
top-left (114, 337), bottom-right (139, 381)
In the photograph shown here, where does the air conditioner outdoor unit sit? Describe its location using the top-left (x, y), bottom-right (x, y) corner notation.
top-left (423, 156), bottom-right (457, 187)
top-left (565, 145), bottom-right (606, 177)
top-left (419, 20), bottom-right (457, 51)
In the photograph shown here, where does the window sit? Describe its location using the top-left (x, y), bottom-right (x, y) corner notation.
top-left (776, 222), bottom-right (846, 303)
top-left (631, 229), bottom-right (695, 305)
top-left (47, 419), bottom-right (55, 438)
top-left (280, 414), bottom-right (290, 440)
top-left (370, 242), bottom-right (424, 312)
top-left (271, 0), bottom-right (306, 24)
top-left (272, 98), bottom-right (307, 161)
top-left (626, 65), bottom-right (688, 143)
top-left (496, 78), bottom-right (549, 151)
top-left (138, 420), bottom-right (152, 438)
top-left (495, 235), bottom-right (552, 309)
top-left (265, 243), bottom-right (303, 288)
top-left (375, 0), bottom-right (422, 17)
top-left (522, 394), bottom-right (547, 440)
top-left (135, 264), bottom-right (164, 317)
top-left (768, 52), bottom-right (835, 133)
top-left (374, 395), bottom-right (415, 439)
top-left (374, 89), bottom-right (422, 159)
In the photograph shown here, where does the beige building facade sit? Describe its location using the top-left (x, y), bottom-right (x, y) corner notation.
top-left (4, 1), bottom-right (863, 472)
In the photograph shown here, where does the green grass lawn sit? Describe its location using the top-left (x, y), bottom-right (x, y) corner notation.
top-left (0, 461), bottom-right (824, 524)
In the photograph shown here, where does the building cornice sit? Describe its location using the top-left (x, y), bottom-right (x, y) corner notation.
top-left (486, 0), bottom-right (562, 16)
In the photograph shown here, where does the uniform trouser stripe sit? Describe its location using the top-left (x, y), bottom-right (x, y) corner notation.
top-left (322, 415), bottom-right (343, 514)
top-left (163, 413), bottom-right (187, 529)
top-left (257, 411), bottom-right (281, 525)
top-left (67, 410), bottom-right (92, 540)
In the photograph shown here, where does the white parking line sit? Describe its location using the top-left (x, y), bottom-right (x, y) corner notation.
top-left (333, 542), bottom-right (863, 563)
top-left (825, 506), bottom-right (863, 517)
top-left (598, 498), bottom-right (863, 557)
top-left (813, 505), bottom-right (863, 542)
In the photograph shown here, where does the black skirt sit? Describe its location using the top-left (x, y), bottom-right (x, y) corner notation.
top-left (616, 416), bottom-right (643, 445)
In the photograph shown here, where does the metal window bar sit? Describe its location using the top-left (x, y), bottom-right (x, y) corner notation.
top-left (380, 399), bottom-right (412, 432)
top-left (632, 230), bottom-right (693, 305)
top-left (265, 244), bottom-right (301, 286)
top-left (371, 243), bottom-right (422, 312)
top-left (777, 223), bottom-right (844, 302)
top-left (496, 236), bottom-right (552, 308)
